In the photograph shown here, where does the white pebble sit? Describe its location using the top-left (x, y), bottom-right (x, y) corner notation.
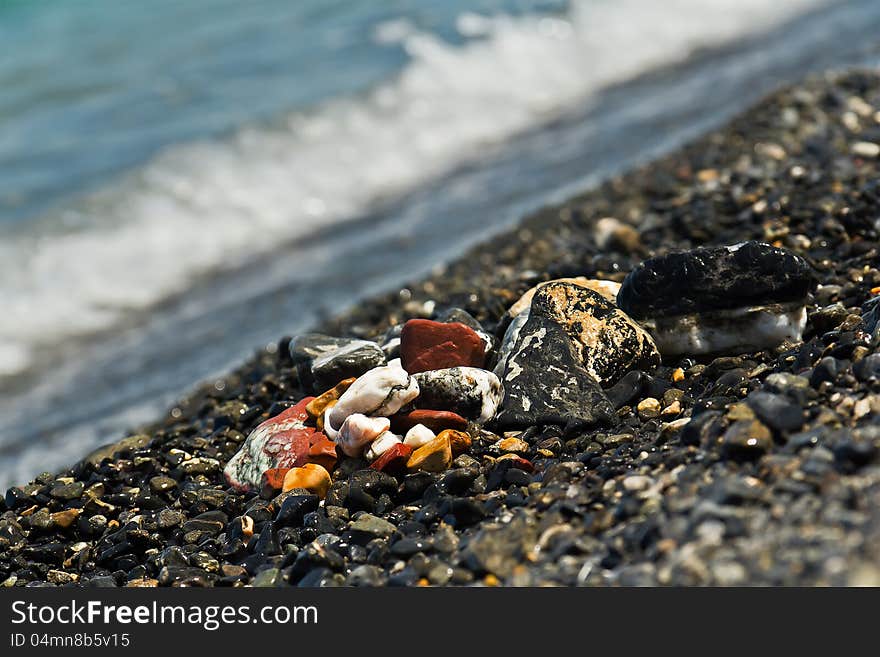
top-left (336, 414), bottom-right (391, 457)
top-left (364, 431), bottom-right (402, 462)
top-left (403, 424), bottom-right (436, 449)
top-left (329, 363), bottom-right (419, 429)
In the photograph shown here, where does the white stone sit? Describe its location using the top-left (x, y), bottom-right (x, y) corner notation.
top-left (328, 363), bottom-right (419, 430)
top-left (336, 414), bottom-right (391, 458)
top-left (414, 367), bottom-right (503, 424)
top-left (364, 431), bottom-right (403, 462)
top-left (403, 424), bottom-right (436, 449)
top-left (644, 303), bottom-right (807, 358)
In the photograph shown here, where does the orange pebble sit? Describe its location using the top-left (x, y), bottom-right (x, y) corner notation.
top-left (282, 463), bottom-right (332, 497)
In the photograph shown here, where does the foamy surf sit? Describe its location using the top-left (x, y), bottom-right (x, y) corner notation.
top-left (0, 0), bottom-right (825, 381)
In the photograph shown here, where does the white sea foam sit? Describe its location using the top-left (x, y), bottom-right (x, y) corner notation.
top-left (0, 0), bottom-right (824, 378)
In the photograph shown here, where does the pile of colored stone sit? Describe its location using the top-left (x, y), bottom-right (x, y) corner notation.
top-left (224, 312), bottom-right (501, 497)
top-left (224, 240), bottom-right (814, 499)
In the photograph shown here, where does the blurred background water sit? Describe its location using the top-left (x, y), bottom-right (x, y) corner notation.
top-left (2, 0), bottom-right (879, 488)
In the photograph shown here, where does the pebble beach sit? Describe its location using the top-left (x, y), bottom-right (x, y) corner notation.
top-left (3, 68), bottom-right (880, 587)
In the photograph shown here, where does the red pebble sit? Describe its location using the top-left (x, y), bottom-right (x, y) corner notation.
top-left (259, 468), bottom-right (290, 497)
top-left (400, 319), bottom-right (485, 374)
top-left (369, 443), bottom-right (413, 474)
top-left (500, 455), bottom-right (534, 473)
top-left (390, 409), bottom-right (469, 434)
top-left (308, 432), bottom-right (338, 471)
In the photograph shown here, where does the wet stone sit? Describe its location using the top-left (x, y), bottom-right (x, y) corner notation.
top-left (400, 319), bottom-right (486, 374)
top-left (413, 367), bottom-right (502, 424)
top-left (527, 281), bottom-right (660, 387)
top-left (746, 391), bottom-right (805, 433)
top-left (722, 420), bottom-right (774, 460)
top-left (223, 397), bottom-right (318, 492)
top-left (495, 313), bottom-right (616, 434)
top-left (290, 333), bottom-right (386, 393)
top-left (618, 241), bottom-right (813, 357)
top-left (50, 481), bottom-right (84, 501)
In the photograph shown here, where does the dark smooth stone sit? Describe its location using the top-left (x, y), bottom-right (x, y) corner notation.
top-left (854, 353), bottom-right (880, 382)
top-left (810, 356), bottom-right (843, 387)
top-left (747, 391), bottom-right (805, 433)
top-left (617, 241), bottom-right (814, 319)
top-left (289, 333), bottom-right (385, 392)
top-left (274, 494), bottom-right (320, 527)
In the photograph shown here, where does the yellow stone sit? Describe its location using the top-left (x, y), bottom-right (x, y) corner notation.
top-left (439, 429), bottom-right (471, 456)
top-left (672, 368), bottom-right (685, 383)
top-left (406, 434), bottom-right (453, 473)
top-left (50, 508), bottom-right (81, 529)
top-left (306, 378), bottom-right (356, 421)
top-left (282, 463), bottom-right (332, 497)
top-left (495, 436), bottom-right (528, 454)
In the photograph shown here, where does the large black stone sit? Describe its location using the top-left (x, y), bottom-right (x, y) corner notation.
top-left (617, 241), bottom-right (814, 319)
top-left (494, 314), bottom-right (617, 434)
top-left (289, 333), bottom-right (385, 392)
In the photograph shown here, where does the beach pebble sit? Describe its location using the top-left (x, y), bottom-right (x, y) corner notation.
top-left (406, 433), bottom-right (453, 473)
top-left (306, 378), bottom-right (356, 422)
top-left (369, 442), bottom-right (413, 474)
top-left (593, 216), bottom-right (642, 253)
top-left (433, 307), bottom-right (495, 354)
top-left (307, 432), bottom-right (339, 471)
top-left (390, 409), bottom-right (469, 434)
top-left (440, 429), bottom-right (472, 456)
top-left (364, 430), bottom-right (402, 462)
top-left (721, 419), bottom-right (774, 459)
top-left (507, 277), bottom-right (621, 319)
top-left (259, 468), bottom-right (290, 497)
top-left (413, 367), bottom-right (502, 423)
top-left (223, 397), bottom-right (318, 491)
top-left (290, 333), bottom-right (386, 392)
top-left (495, 314), bottom-right (616, 433)
top-left (328, 363), bottom-right (420, 431)
top-left (637, 397), bottom-right (662, 420)
top-left (282, 463), bottom-right (332, 498)
top-left (618, 241), bottom-right (814, 357)
top-left (403, 423), bottom-right (436, 449)
top-left (336, 414), bottom-right (391, 458)
top-left (528, 281), bottom-right (660, 387)
top-left (400, 318), bottom-right (486, 373)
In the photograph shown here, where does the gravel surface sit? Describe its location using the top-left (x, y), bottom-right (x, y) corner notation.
top-left (3, 69), bottom-right (880, 587)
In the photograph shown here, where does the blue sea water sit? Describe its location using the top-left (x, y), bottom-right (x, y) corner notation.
top-left (1, 0), bottom-right (879, 487)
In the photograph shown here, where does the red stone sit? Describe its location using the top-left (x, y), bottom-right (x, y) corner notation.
top-left (260, 398), bottom-right (319, 471)
top-left (307, 432), bottom-right (338, 471)
top-left (259, 468), bottom-right (291, 497)
top-left (369, 443), bottom-right (413, 474)
top-left (400, 319), bottom-right (485, 374)
top-left (389, 409), bottom-right (469, 434)
top-left (498, 455), bottom-right (535, 473)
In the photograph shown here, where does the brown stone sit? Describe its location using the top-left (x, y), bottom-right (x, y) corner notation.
top-left (495, 437), bottom-right (529, 455)
top-left (406, 434), bottom-right (453, 473)
top-left (439, 429), bottom-right (472, 456)
top-left (50, 509), bottom-right (81, 529)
